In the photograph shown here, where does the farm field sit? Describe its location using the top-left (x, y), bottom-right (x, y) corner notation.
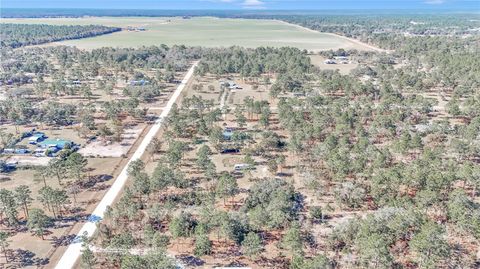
top-left (2, 17), bottom-right (379, 51)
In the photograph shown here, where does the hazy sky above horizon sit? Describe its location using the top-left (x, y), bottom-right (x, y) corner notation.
top-left (3, 0), bottom-right (479, 10)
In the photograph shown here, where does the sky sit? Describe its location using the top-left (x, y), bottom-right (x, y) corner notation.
top-left (2, 0), bottom-right (479, 10)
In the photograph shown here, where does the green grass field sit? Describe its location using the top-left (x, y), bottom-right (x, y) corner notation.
top-left (2, 17), bottom-right (377, 51)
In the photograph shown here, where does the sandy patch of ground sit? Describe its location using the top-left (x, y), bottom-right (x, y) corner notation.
top-left (230, 87), bottom-right (270, 106)
top-left (309, 54), bottom-right (359, 75)
top-left (5, 155), bottom-right (51, 166)
top-left (79, 125), bottom-right (145, 157)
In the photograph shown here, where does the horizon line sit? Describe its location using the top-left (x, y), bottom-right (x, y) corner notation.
top-left (2, 7), bottom-right (480, 11)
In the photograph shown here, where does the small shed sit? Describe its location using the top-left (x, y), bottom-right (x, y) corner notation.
top-left (223, 128), bottom-right (234, 140)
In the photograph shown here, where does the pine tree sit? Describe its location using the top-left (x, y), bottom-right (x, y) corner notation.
top-left (241, 232), bottom-right (263, 259)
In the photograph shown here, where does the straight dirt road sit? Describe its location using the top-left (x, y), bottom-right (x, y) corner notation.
top-left (54, 62), bottom-right (197, 269)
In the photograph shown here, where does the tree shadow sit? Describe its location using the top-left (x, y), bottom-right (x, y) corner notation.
top-left (276, 172), bottom-right (293, 177)
top-left (78, 174), bottom-right (113, 189)
top-left (90, 184), bottom-right (110, 191)
top-left (57, 212), bottom-right (89, 224)
top-left (50, 234), bottom-right (76, 247)
top-left (120, 142), bottom-right (133, 146)
top-left (176, 254), bottom-right (205, 267)
top-left (256, 255), bottom-right (289, 269)
top-left (8, 249), bottom-right (49, 267)
top-left (224, 260), bottom-right (248, 267)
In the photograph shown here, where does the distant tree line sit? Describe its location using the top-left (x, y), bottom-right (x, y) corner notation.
top-left (0, 23), bottom-right (121, 48)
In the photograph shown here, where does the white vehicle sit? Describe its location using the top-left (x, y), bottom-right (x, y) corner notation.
top-left (2, 148), bottom-right (14, 154)
top-left (293, 92), bottom-right (305, 97)
top-left (34, 148), bottom-right (46, 157)
top-left (234, 163), bottom-right (250, 171)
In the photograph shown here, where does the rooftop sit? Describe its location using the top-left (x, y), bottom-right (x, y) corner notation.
top-left (38, 139), bottom-right (73, 148)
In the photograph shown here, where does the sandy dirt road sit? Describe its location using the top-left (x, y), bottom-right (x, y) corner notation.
top-left (53, 62), bottom-right (197, 269)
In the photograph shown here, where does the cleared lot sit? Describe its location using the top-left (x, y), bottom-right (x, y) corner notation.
top-left (79, 124), bottom-right (145, 157)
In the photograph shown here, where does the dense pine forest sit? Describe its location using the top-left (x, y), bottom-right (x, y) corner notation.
top-left (0, 23), bottom-right (121, 48)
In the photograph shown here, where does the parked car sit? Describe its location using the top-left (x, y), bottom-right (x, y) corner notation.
top-left (0, 160), bottom-right (16, 173)
top-left (14, 148), bottom-right (29, 154)
top-left (221, 148), bottom-right (240, 154)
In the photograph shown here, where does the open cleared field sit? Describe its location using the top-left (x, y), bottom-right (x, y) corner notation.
top-left (2, 17), bottom-right (378, 51)
top-left (309, 54), bottom-right (359, 75)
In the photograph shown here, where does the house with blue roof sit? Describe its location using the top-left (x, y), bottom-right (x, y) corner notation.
top-left (38, 139), bottom-right (73, 150)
